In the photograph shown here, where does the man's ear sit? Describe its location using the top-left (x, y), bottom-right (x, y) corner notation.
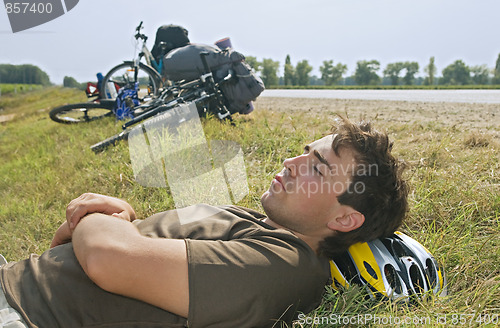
top-left (327, 211), bottom-right (365, 232)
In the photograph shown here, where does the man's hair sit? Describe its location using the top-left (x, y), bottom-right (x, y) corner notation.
top-left (319, 117), bottom-right (409, 258)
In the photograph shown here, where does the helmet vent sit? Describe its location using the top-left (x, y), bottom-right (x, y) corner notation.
top-left (425, 259), bottom-right (437, 288)
top-left (384, 264), bottom-right (402, 294)
top-left (409, 264), bottom-right (426, 294)
top-left (392, 240), bottom-right (407, 258)
top-left (363, 261), bottom-right (378, 280)
top-left (333, 253), bottom-right (358, 279)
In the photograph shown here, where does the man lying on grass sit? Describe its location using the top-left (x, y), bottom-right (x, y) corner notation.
top-left (0, 118), bottom-right (408, 328)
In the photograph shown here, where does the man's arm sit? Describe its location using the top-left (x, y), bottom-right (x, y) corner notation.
top-left (66, 193), bottom-right (136, 229)
top-left (50, 221), bottom-right (72, 248)
top-left (51, 193), bottom-right (137, 248)
top-left (72, 213), bottom-right (189, 318)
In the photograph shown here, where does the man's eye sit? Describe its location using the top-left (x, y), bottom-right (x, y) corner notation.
top-left (314, 166), bottom-right (323, 176)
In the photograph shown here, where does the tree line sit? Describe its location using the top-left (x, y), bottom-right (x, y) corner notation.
top-left (0, 64), bottom-right (51, 85)
top-left (245, 54), bottom-right (500, 88)
top-left (3, 53), bottom-right (500, 89)
top-left (0, 64), bottom-right (95, 90)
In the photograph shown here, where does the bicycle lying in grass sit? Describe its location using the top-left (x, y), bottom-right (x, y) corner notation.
top-left (50, 38), bottom-right (265, 152)
top-left (98, 21), bottom-right (191, 101)
top-left (49, 21), bottom-right (164, 124)
top-left (99, 21), bottom-right (165, 101)
top-left (90, 54), bottom-right (234, 153)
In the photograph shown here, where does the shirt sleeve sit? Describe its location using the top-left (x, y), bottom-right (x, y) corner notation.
top-left (185, 233), bottom-right (329, 328)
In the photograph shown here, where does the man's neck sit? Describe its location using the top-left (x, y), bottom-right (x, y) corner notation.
top-left (262, 218), bottom-right (321, 254)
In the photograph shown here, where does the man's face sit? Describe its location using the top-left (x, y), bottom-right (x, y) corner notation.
top-left (261, 135), bottom-right (356, 236)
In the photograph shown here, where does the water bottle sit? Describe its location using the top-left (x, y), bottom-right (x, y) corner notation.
top-left (106, 82), bottom-right (118, 98)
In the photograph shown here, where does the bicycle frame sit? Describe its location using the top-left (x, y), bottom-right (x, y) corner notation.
top-left (121, 61), bottom-right (232, 130)
top-left (100, 22), bottom-right (164, 101)
top-left (141, 41), bottom-right (161, 74)
top-left (134, 21), bottom-right (163, 75)
top-left (91, 51), bottom-right (234, 153)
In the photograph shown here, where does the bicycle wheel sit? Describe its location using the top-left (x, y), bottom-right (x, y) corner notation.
top-left (49, 101), bottom-right (115, 124)
top-left (100, 61), bottom-right (162, 101)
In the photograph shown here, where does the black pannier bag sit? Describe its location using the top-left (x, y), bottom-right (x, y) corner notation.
top-left (163, 43), bottom-right (265, 114)
top-left (163, 44), bottom-right (233, 82)
top-left (151, 25), bottom-right (190, 63)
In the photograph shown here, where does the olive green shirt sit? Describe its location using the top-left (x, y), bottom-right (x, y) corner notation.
top-left (1, 205), bottom-right (329, 327)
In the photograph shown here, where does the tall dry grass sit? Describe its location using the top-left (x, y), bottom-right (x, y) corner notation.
top-left (0, 88), bottom-right (498, 327)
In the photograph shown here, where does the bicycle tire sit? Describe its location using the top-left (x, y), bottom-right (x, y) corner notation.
top-left (100, 61), bottom-right (162, 101)
top-left (91, 130), bottom-right (131, 153)
top-left (49, 101), bottom-right (115, 124)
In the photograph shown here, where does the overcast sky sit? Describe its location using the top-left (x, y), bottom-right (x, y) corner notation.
top-left (1, 0), bottom-right (499, 84)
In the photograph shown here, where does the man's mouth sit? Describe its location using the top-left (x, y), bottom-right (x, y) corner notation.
top-left (273, 175), bottom-right (285, 191)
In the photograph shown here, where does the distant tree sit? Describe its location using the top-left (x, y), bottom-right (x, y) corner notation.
top-left (63, 76), bottom-right (81, 88)
top-left (295, 60), bottom-right (312, 86)
top-left (319, 60), bottom-right (333, 85)
top-left (245, 56), bottom-right (261, 72)
top-left (354, 60), bottom-right (380, 85)
top-left (0, 64), bottom-right (51, 85)
top-left (284, 55), bottom-right (296, 86)
top-left (383, 62), bottom-right (405, 85)
top-left (470, 65), bottom-right (490, 85)
top-left (493, 53), bottom-right (500, 84)
top-left (441, 60), bottom-right (471, 85)
top-left (343, 76), bottom-right (356, 85)
top-left (402, 61), bottom-right (419, 85)
top-left (260, 58), bottom-right (280, 87)
top-left (332, 63), bottom-right (348, 85)
top-left (309, 75), bottom-right (324, 86)
top-left (424, 56), bottom-right (436, 85)
top-left (320, 60), bottom-right (347, 86)
top-left (414, 76), bottom-right (425, 85)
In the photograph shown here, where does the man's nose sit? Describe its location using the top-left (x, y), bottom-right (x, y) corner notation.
top-left (283, 155), bottom-right (306, 177)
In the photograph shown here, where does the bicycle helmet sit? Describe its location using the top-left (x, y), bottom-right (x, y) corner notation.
top-left (330, 231), bottom-right (447, 302)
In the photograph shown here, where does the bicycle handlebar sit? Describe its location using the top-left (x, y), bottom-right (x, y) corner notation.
top-left (134, 21), bottom-right (147, 42)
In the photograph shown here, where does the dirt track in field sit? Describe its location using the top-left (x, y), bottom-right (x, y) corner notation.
top-left (254, 97), bottom-right (500, 133)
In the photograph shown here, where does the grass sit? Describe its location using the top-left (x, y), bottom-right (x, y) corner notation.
top-left (0, 87), bottom-right (499, 327)
top-left (0, 83), bottom-right (45, 96)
